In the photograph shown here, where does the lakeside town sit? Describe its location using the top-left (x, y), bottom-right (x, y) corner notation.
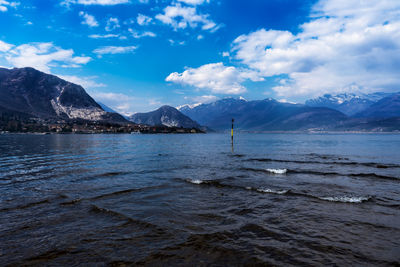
top-left (0, 115), bottom-right (204, 134)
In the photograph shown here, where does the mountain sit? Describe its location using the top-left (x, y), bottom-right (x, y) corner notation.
top-left (354, 93), bottom-right (400, 118)
top-left (179, 98), bottom-right (347, 131)
top-left (305, 92), bottom-right (392, 116)
top-left (128, 105), bottom-right (202, 129)
top-left (0, 67), bottom-right (127, 123)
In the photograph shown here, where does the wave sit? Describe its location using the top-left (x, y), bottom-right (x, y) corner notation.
top-left (306, 153), bottom-right (350, 161)
top-left (318, 196), bottom-right (371, 203)
top-left (0, 199), bottom-right (50, 212)
top-left (185, 179), bottom-right (232, 188)
top-left (90, 205), bottom-right (164, 231)
top-left (255, 188), bottom-right (289, 194)
top-left (265, 168), bottom-right (287, 174)
top-left (187, 179), bottom-right (204, 184)
top-left (98, 171), bottom-right (131, 177)
top-left (288, 169), bottom-right (399, 181)
top-left (228, 154), bottom-right (245, 158)
top-left (186, 178), bottom-right (290, 196)
top-left (0, 194), bottom-right (67, 212)
top-left (286, 191), bottom-right (373, 204)
top-left (91, 186), bottom-right (153, 200)
top-left (240, 167), bottom-right (399, 181)
top-left (60, 184), bottom-right (168, 205)
top-left (246, 158), bottom-right (400, 169)
top-left (184, 178), bottom-right (372, 204)
top-left (60, 198), bottom-right (82, 206)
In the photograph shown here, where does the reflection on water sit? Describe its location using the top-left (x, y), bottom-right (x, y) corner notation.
top-left (0, 133), bottom-right (399, 266)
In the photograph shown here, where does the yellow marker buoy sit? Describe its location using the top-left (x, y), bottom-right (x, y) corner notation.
top-left (231, 118), bottom-right (234, 141)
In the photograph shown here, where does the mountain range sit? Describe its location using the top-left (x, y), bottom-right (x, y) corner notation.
top-left (0, 67), bottom-right (126, 123)
top-left (178, 98), bottom-right (348, 131)
top-left (178, 95), bottom-right (400, 131)
top-left (353, 93), bottom-right (400, 118)
top-left (1, 66), bottom-right (399, 132)
top-left (305, 92), bottom-right (395, 116)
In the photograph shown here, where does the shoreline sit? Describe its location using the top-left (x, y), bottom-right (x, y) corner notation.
top-left (1, 131), bottom-right (399, 135)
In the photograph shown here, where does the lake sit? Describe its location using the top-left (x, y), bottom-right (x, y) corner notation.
top-left (0, 133), bottom-right (399, 266)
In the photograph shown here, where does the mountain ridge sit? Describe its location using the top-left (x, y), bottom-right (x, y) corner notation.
top-left (179, 98), bottom-right (348, 131)
top-left (305, 92), bottom-right (394, 116)
top-left (0, 67), bottom-right (127, 123)
top-left (353, 93), bottom-right (400, 118)
top-left (179, 97), bottom-right (399, 131)
top-left (128, 105), bottom-right (202, 129)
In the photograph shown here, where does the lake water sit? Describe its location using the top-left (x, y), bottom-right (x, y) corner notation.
top-left (0, 133), bottom-right (399, 266)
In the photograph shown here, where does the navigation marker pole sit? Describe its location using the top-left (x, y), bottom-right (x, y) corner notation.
top-left (231, 118), bottom-right (234, 153)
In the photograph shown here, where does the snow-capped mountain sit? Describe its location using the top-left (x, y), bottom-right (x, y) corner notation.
top-left (178, 97), bottom-right (348, 131)
top-left (128, 105), bottom-right (202, 129)
top-left (305, 92), bottom-right (392, 116)
top-left (0, 67), bottom-right (126, 123)
top-left (354, 93), bottom-right (400, 118)
top-left (176, 103), bottom-right (202, 112)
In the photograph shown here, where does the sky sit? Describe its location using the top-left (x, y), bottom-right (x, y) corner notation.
top-left (0, 0), bottom-right (399, 114)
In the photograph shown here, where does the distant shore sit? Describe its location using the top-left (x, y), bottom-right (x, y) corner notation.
top-left (239, 131), bottom-right (400, 134)
top-left (2, 130), bottom-right (399, 135)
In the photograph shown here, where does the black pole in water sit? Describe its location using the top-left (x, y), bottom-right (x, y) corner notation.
top-left (231, 118), bottom-right (234, 152)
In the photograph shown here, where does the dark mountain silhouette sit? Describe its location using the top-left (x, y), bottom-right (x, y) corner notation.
top-left (129, 105), bottom-right (202, 129)
top-left (354, 93), bottom-right (400, 118)
top-left (0, 67), bottom-right (126, 123)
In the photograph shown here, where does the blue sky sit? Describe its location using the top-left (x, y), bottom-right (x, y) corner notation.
top-left (0, 0), bottom-right (399, 114)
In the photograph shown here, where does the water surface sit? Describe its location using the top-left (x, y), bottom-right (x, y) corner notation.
top-left (0, 133), bottom-right (399, 266)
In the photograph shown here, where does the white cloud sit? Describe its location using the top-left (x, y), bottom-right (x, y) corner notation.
top-left (88, 33), bottom-right (120, 39)
top-left (136, 13), bottom-right (152, 26)
top-left (0, 40), bottom-right (13, 52)
top-left (177, 0), bottom-right (209, 5)
top-left (166, 62), bottom-right (263, 94)
top-left (168, 39), bottom-right (185, 46)
top-left (197, 34), bottom-right (204, 40)
top-left (231, 0), bottom-right (400, 97)
top-left (79, 11), bottom-right (98, 27)
top-left (184, 94), bottom-right (218, 104)
top-left (148, 98), bottom-right (162, 107)
top-left (62, 0), bottom-right (129, 6)
top-left (155, 3), bottom-right (218, 31)
top-left (91, 92), bottom-right (134, 101)
top-left (128, 28), bottom-right (156, 38)
top-left (105, 17), bottom-right (120, 31)
top-left (58, 75), bottom-right (106, 88)
top-left (93, 45), bottom-right (137, 55)
top-left (0, 41), bottom-right (91, 73)
top-left (0, 0), bottom-right (19, 12)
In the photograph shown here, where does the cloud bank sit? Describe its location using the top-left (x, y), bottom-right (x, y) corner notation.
top-left (232, 0), bottom-right (400, 97)
top-left (0, 41), bottom-right (91, 73)
top-left (0, 0), bottom-right (19, 12)
top-left (166, 62), bottom-right (263, 94)
top-left (167, 0), bottom-right (400, 98)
